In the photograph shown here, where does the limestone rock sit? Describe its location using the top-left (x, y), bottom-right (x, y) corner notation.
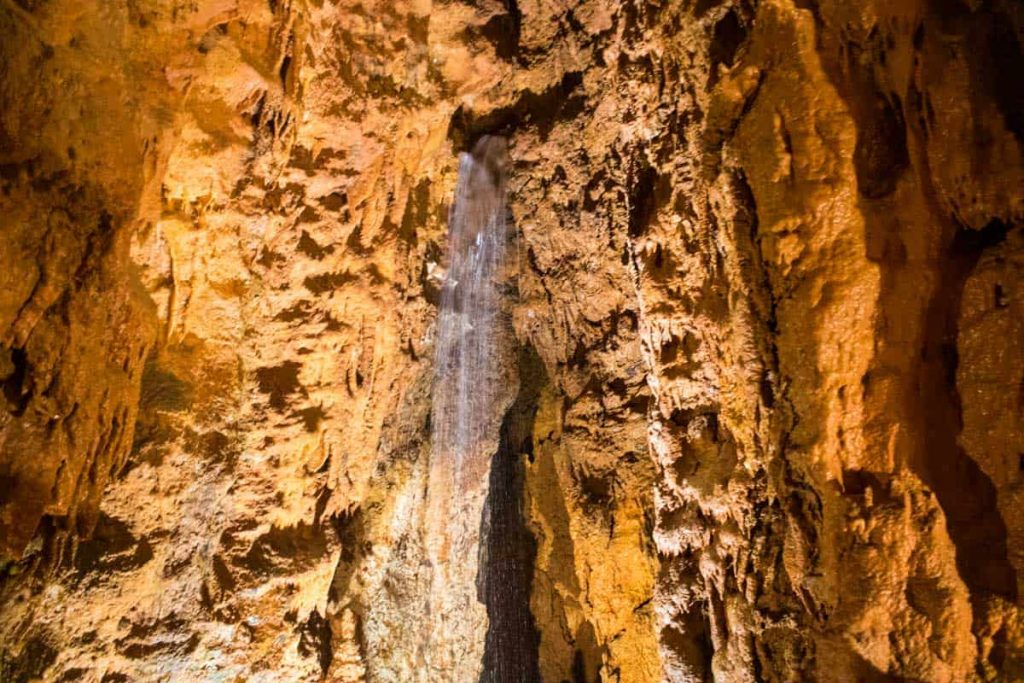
top-left (0, 0), bottom-right (1022, 681)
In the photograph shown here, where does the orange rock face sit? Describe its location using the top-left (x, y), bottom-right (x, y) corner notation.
top-left (0, 0), bottom-right (1022, 681)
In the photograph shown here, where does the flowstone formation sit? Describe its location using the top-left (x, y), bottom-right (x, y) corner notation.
top-left (1, 0), bottom-right (1023, 681)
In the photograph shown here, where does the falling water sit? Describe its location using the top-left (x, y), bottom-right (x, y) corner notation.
top-left (424, 136), bottom-right (517, 680)
top-left (431, 135), bottom-right (511, 488)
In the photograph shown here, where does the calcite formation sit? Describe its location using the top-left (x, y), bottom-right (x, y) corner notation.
top-left (0, 0), bottom-right (1022, 681)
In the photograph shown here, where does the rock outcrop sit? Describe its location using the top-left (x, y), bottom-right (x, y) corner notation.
top-left (0, 0), bottom-right (1022, 681)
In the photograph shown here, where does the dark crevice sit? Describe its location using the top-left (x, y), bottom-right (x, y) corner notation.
top-left (990, 15), bottom-right (1024, 144)
top-left (254, 361), bottom-right (304, 410)
top-left (478, 346), bottom-right (543, 683)
top-left (842, 36), bottom-right (910, 200)
top-left (448, 71), bottom-right (584, 150)
top-left (327, 508), bottom-right (366, 604)
top-left (853, 92), bottom-right (909, 199)
top-left (480, 0), bottom-right (521, 61)
top-left (920, 219), bottom-right (1017, 602)
top-left (2, 347), bottom-right (32, 416)
top-left (929, 0), bottom-right (1024, 147)
top-left (628, 163), bottom-right (670, 238)
top-left (659, 602), bottom-right (712, 681)
top-left (278, 54), bottom-right (292, 88)
top-left (297, 230), bottom-right (334, 260)
top-left (297, 608), bottom-right (332, 676)
top-left (0, 635), bottom-right (57, 683)
top-left (71, 513), bottom-right (153, 577)
top-left (708, 9), bottom-right (748, 88)
top-left (568, 620), bottom-right (605, 683)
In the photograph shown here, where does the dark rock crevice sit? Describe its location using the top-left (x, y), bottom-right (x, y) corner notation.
top-left (919, 220), bottom-right (1018, 603)
top-left (480, 0), bottom-right (522, 62)
top-left (447, 71), bottom-right (586, 151)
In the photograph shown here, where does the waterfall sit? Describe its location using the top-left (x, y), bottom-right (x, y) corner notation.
top-left (432, 135), bottom-right (510, 490)
top-left (424, 136), bottom-right (516, 680)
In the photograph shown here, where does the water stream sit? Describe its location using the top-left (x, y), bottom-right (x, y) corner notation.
top-left (431, 136), bottom-right (511, 491)
top-left (424, 136), bottom-right (518, 680)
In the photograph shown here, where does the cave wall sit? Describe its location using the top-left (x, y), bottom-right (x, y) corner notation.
top-left (1, 0), bottom-right (1022, 681)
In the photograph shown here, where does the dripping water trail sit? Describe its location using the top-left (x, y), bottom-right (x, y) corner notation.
top-left (432, 135), bottom-right (511, 490)
top-left (429, 135), bottom-right (539, 678)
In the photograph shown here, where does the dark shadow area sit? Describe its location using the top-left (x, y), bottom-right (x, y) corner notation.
top-left (628, 163), bottom-right (671, 239)
top-left (708, 9), bottom-right (748, 87)
top-left (447, 71), bottom-right (585, 151)
top-left (569, 620), bottom-right (606, 683)
top-left (72, 513), bottom-right (153, 578)
top-left (920, 220), bottom-right (1018, 602)
top-left (297, 608), bottom-right (333, 676)
top-left (852, 90), bottom-right (909, 199)
top-left (478, 346), bottom-right (544, 683)
top-left (1, 346), bottom-right (32, 416)
top-left (480, 0), bottom-right (521, 62)
top-left (0, 635), bottom-right (57, 683)
top-left (927, 0), bottom-right (1024, 146)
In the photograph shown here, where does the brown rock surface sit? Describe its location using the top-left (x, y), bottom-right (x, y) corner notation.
top-left (0, 0), bottom-right (1022, 681)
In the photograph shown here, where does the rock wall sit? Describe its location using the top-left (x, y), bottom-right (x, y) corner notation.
top-left (0, 0), bottom-right (1022, 681)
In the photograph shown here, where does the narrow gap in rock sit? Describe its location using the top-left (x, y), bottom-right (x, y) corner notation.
top-left (920, 219), bottom-right (1018, 602)
top-left (480, 0), bottom-right (521, 61)
top-left (708, 9), bottom-right (747, 87)
top-left (2, 347), bottom-right (31, 416)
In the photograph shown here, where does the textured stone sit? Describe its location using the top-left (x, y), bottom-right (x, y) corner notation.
top-left (0, 0), bottom-right (1022, 681)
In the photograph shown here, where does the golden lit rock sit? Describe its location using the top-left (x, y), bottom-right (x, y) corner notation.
top-left (1, 0), bottom-right (1023, 680)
